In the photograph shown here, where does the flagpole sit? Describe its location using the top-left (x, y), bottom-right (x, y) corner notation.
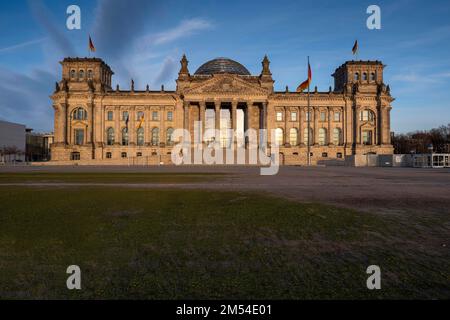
top-left (307, 56), bottom-right (311, 166)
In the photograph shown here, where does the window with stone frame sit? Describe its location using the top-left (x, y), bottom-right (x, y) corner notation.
top-left (334, 111), bottom-right (341, 122)
top-left (289, 128), bottom-right (298, 146)
top-left (106, 127), bottom-right (114, 145)
top-left (320, 111), bottom-right (326, 122)
top-left (276, 111), bottom-right (283, 122)
top-left (318, 128), bottom-right (327, 145)
top-left (291, 111), bottom-right (297, 121)
top-left (151, 127), bottom-right (160, 146)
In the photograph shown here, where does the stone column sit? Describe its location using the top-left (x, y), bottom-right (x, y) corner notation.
top-left (231, 101), bottom-right (238, 131)
top-left (284, 106), bottom-right (289, 146)
top-left (160, 106), bottom-right (165, 146)
top-left (327, 107), bottom-right (331, 145)
top-left (214, 100), bottom-right (221, 136)
top-left (313, 108), bottom-right (318, 145)
top-left (61, 103), bottom-right (68, 144)
top-left (298, 107), bottom-right (303, 146)
top-left (262, 102), bottom-right (268, 148)
top-left (183, 101), bottom-right (190, 136)
top-left (115, 106), bottom-right (120, 145)
top-left (383, 107), bottom-right (391, 144)
top-left (200, 101), bottom-right (206, 142)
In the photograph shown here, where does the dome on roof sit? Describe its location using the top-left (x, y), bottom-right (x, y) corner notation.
top-left (194, 57), bottom-right (250, 75)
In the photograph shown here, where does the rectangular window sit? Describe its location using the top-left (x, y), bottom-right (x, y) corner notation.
top-left (121, 152), bottom-right (127, 158)
top-left (337, 152), bottom-right (343, 158)
top-left (136, 152), bottom-right (142, 157)
top-left (322, 152), bottom-right (328, 158)
top-left (276, 111), bottom-right (283, 122)
top-left (362, 130), bottom-right (373, 145)
top-left (152, 111), bottom-right (158, 121)
top-left (291, 112), bottom-right (297, 121)
top-left (334, 112), bottom-right (340, 122)
top-left (107, 111), bottom-right (113, 121)
top-left (70, 152), bottom-right (80, 160)
top-left (167, 111), bottom-right (173, 121)
top-left (74, 129), bottom-right (84, 145)
top-left (106, 152), bottom-right (112, 159)
top-left (122, 111), bottom-right (129, 121)
top-left (320, 112), bottom-right (326, 122)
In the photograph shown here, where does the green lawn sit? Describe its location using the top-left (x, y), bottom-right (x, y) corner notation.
top-left (0, 172), bottom-right (225, 184)
top-left (0, 187), bottom-right (448, 299)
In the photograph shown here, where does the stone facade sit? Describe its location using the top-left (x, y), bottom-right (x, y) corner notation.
top-left (50, 55), bottom-right (394, 165)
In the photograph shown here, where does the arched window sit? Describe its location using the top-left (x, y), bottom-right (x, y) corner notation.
top-left (303, 127), bottom-right (313, 146)
top-left (73, 107), bottom-right (87, 120)
top-left (370, 72), bottom-right (376, 81)
top-left (274, 128), bottom-right (284, 146)
top-left (151, 127), bottom-right (159, 146)
top-left (70, 69), bottom-right (76, 80)
top-left (333, 128), bottom-right (342, 145)
top-left (360, 109), bottom-right (375, 122)
top-left (79, 70), bottom-right (85, 80)
top-left (106, 128), bottom-right (114, 145)
top-left (122, 128), bottom-right (129, 146)
top-left (289, 128), bottom-right (298, 146)
top-left (362, 72), bottom-right (368, 81)
top-left (137, 127), bottom-right (144, 146)
top-left (318, 128), bottom-right (327, 146)
top-left (166, 127), bottom-right (174, 145)
top-left (87, 69), bottom-right (93, 80)
top-left (354, 72), bottom-right (360, 81)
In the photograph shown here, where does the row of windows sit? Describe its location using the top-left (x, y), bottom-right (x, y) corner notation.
top-left (107, 110), bottom-right (173, 121)
top-left (70, 69), bottom-right (94, 80)
top-left (106, 127), bottom-right (174, 146)
top-left (276, 111), bottom-right (342, 122)
top-left (273, 127), bottom-right (343, 146)
top-left (354, 72), bottom-right (377, 81)
top-left (71, 151), bottom-right (345, 161)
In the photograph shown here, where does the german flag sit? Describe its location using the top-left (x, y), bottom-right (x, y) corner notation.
top-left (89, 35), bottom-right (96, 52)
top-left (137, 114), bottom-right (145, 129)
top-left (352, 40), bottom-right (358, 55)
top-left (296, 61), bottom-right (312, 92)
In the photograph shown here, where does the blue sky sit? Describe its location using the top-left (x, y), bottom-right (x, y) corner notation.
top-left (0, 0), bottom-right (449, 132)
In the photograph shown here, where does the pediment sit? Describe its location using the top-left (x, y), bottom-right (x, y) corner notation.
top-left (185, 74), bottom-right (268, 95)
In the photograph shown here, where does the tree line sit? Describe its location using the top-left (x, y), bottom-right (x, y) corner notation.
top-left (392, 123), bottom-right (450, 154)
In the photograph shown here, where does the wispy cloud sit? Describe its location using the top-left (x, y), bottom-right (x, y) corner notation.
top-left (27, 0), bottom-right (75, 56)
top-left (141, 18), bottom-right (213, 46)
top-left (398, 25), bottom-right (450, 48)
top-left (153, 57), bottom-right (177, 86)
top-left (0, 67), bottom-right (54, 131)
top-left (0, 38), bottom-right (47, 54)
top-left (392, 71), bottom-right (450, 83)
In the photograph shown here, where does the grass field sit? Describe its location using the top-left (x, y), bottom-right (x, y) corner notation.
top-left (0, 186), bottom-right (448, 299)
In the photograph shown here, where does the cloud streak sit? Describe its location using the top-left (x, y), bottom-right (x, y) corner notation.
top-left (142, 18), bottom-right (213, 46)
top-left (0, 38), bottom-right (47, 54)
top-left (27, 0), bottom-right (75, 56)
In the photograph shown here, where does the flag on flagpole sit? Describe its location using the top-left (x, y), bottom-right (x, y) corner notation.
top-left (89, 35), bottom-right (96, 52)
top-left (137, 114), bottom-right (144, 129)
top-left (296, 61), bottom-right (312, 92)
top-left (125, 114), bottom-right (129, 129)
top-left (352, 40), bottom-right (358, 56)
